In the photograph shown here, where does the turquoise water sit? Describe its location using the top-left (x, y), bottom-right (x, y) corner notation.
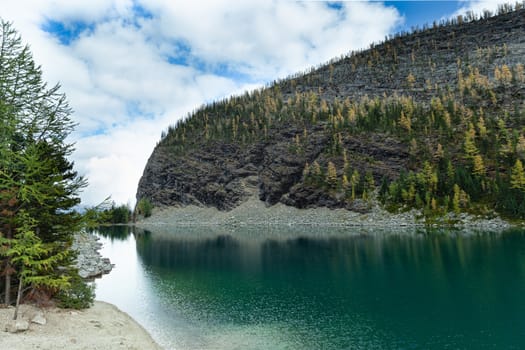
top-left (95, 226), bottom-right (525, 349)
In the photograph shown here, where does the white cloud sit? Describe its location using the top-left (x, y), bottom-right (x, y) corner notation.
top-left (74, 118), bottom-right (162, 207)
top-left (144, 1), bottom-right (401, 78)
top-left (452, 0), bottom-right (512, 18)
top-left (2, 1), bottom-right (403, 207)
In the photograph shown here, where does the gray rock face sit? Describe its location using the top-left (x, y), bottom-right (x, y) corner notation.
top-left (137, 123), bottom-right (411, 211)
top-left (72, 232), bottom-right (113, 279)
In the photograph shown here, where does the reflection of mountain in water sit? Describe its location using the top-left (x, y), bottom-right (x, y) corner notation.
top-left (134, 226), bottom-right (524, 279)
top-left (98, 226), bottom-right (525, 349)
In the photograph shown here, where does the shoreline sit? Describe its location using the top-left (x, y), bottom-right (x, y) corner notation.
top-left (0, 234), bottom-right (163, 349)
top-left (135, 196), bottom-right (517, 231)
top-left (1, 300), bottom-right (162, 350)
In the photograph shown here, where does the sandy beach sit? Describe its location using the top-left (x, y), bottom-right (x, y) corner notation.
top-left (1, 301), bottom-right (162, 350)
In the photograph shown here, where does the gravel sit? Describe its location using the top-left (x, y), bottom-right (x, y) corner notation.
top-left (137, 196), bottom-right (512, 232)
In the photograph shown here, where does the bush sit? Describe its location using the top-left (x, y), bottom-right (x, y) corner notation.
top-left (136, 198), bottom-right (153, 218)
top-left (55, 274), bottom-right (95, 309)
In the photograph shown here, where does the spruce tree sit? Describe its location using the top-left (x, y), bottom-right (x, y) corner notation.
top-left (8, 211), bottom-right (70, 319)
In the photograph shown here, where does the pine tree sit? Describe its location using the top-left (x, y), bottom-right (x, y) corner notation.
top-left (510, 159), bottom-right (525, 190)
top-left (362, 172), bottom-right (375, 201)
top-left (350, 169), bottom-right (360, 200)
top-left (420, 161), bottom-right (438, 193)
top-left (500, 64), bottom-right (512, 84)
top-left (464, 123), bottom-right (478, 159)
top-left (453, 184), bottom-right (461, 214)
top-left (326, 162), bottom-right (338, 189)
top-left (342, 175), bottom-right (350, 192)
top-left (342, 149), bottom-right (349, 172)
top-left (311, 161), bottom-right (322, 184)
top-left (472, 154), bottom-right (486, 177)
top-left (399, 111), bottom-right (411, 132)
top-left (516, 134), bottom-right (525, 158)
top-left (477, 115), bottom-right (487, 138)
top-left (303, 162), bottom-right (310, 179)
top-left (514, 63), bottom-right (524, 83)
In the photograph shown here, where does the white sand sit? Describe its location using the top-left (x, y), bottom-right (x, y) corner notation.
top-left (0, 301), bottom-right (162, 350)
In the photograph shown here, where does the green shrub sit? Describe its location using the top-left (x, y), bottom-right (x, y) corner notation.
top-left (136, 198), bottom-right (153, 218)
top-left (55, 274), bottom-right (95, 309)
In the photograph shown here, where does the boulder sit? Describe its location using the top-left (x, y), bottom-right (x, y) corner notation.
top-left (31, 311), bottom-right (47, 325)
top-left (5, 319), bottom-right (30, 333)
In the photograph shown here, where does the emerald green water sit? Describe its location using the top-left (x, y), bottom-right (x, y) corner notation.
top-left (95, 226), bottom-right (525, 349)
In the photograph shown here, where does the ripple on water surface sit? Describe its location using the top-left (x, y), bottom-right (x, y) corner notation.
top-left (96, 226), bottom-right (525, 349)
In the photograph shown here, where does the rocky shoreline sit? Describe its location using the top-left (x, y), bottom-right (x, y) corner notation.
top-left (137, 196), bottom-right (515, 232)
top-left (72, 232), bottom-right (113, 279)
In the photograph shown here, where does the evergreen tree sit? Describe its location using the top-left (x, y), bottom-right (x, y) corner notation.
top-left (510, 159), bottom-right (525, 190)
top-left (363, 172), bottom-right (375, 201)
top-left (350, 169), bottom-right (360, 200)
top-left (453, 184), bottom-right (461, 214)
top-left (8, 211), bottom-right (70, 319)
top-left (0, 20), bottom-right (86, 305)
top-left (399, 111), bottom-right (411, 132)
top-left (464, 123), bottom-right (478, 159)
top-left (311, 161), bottom-right (322, 184)
top-left (472, 154), bottom-right (486, 177)
top-left (326, 162), bottom-right (338, 189)
top-left (342, 174), bottom-right (350, 193)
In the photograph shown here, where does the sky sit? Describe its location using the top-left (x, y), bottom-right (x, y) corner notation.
top-left (1, 0), bottom-right (510, 208)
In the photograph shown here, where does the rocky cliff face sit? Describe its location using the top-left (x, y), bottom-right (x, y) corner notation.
top-left (138, 119), bottom-right (411, 210)
top-left (137, 8), bottom-right (525, 215)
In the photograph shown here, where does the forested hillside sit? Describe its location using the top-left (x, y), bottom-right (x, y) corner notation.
top-left (137, 4), bottom-right (525, 220)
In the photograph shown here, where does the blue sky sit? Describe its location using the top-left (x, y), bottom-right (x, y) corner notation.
top-left (1, 0), bottom-right (508, 206)
top-left (387, 1), bottom-right (462, 30)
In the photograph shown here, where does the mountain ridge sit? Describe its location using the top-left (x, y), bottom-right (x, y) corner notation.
top-left (137, 5), bottom-right (525, 221)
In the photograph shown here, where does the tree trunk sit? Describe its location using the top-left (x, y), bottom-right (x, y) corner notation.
top-left (4, 225), bottom-right (12, 305)
top-left (13, 275), bottom-right (22, 320)
top-left (4, 266), bottom-right (11, 305)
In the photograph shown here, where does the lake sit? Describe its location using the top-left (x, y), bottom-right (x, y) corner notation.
top-left (94, 225), bottom-right (525, 349)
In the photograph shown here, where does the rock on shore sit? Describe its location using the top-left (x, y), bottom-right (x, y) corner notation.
top-left (72, 232), bottom-right (113, 279)
top-left (137, 195), bottom-right (512, 232)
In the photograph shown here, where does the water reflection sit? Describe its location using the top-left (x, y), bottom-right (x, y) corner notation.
top-left (97, 226), bottom-right (525, 349)
top-left (94, 225), bottom-right (132, 241)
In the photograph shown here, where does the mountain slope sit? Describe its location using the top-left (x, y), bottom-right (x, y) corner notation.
top-left (137, 6), bottom-right (525, 220)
